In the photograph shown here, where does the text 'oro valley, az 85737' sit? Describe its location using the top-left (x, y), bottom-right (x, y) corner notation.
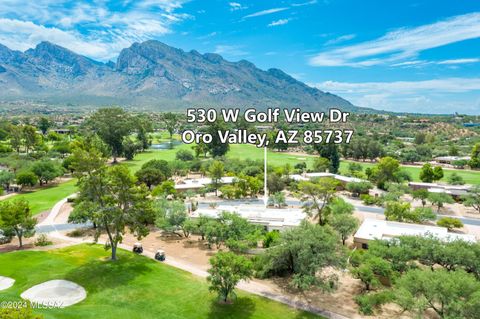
top-left (181, 108), bottom-right (354, 148)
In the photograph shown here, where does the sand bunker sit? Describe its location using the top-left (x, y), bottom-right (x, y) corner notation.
top-left (0, 276), bottom-right (15, 291)
top-left (21, 280), bottom-right (86, 307)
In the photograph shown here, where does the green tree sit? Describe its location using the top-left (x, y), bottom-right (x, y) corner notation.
top-left (370, 157), bottom-right (402, 189)
top-left (122, 138), bottom-right (141, 160)
top-left (328, 197), bottom-right (354, 216)
top-left (299, 178), bottom-right (338, 225)
top-left (209, 160), bottom-right (224, 196)
top-left (469, 143), bottom-right (480, 169)
top-left (205, 121), bottom-right (229, 157)
top-left (428, 192), bottom-right (454, 212)
top-left (0, 199), bottom-right (36, 247)
top-left (207, 251), bottom-right (253, 303)
top-left (38, 117), bottom-right (52, 135)
top-left (412, 189), bottom-right (429, 207)
top-left (9, 125), bottom-right (23, 153)
top-left (72, 165), bottom-right (152, 260)
top-left (176, 149), bottom-right (195, 161)
top-left (393, 269), bottom-right (480, 319)
top-left (152, 180), bottom-right (177, 197)
top-left (135, 160), bottom-right (171, 189)
top-left (16, 171), bottom-right (38, 188)
top-left (414, 132), bottom-right (426, 145)
top-left (23, 125), bottom-right (38, 154)
top-left (87, 107), bottom-right (136, 162)
top-left (447, 172), bottom-right (465, 185)
top-left (384, 201), bottom-right (412, 222)
top-left (31, 160), bottom-right (64, 185)
top-left (419, 163), bottom-right (435, 183)
top-left (437, 217), bottom-right (463, 231)
top-left (346, 181), bottom-right (373, 197)
top-left (162, 112), bottom-right (178, 139)
top-left (313, 157), bottom-right (330, 172)
top-left (330, 214), bottom-right (358, 245)
top-left (462, 185), bottom-right (480, 213)
top-left (314, 143), bottom-right (340, 173)
top-left (256, 222), bottom-right (346, 290)
top-left (0, 170), bottom-right (15, 190)
top-left (155, 198), bottom-right (190, 237)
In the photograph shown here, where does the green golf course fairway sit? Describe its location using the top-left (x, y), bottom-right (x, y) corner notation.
top-left (5, 179), bottom-right (77, 216)
top-left (0, 244), bottom-right (321, 319)
top-left (7, 142), bottom-right (479, 217)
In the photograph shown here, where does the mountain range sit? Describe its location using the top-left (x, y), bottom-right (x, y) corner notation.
top-left (0, 40), bottom-right (366, 112)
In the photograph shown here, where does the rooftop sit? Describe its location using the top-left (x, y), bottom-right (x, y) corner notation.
top-left (354, 218), bottom-right (476, 243)
top-left (191, 204), bottom-right (306, 229)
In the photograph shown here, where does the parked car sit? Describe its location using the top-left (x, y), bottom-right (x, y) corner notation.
top-left (133, 242), bottom-right (143, 254)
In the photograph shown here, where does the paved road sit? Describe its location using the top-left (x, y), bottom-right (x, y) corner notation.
top-left (35, 196), bottom-right (349, 319)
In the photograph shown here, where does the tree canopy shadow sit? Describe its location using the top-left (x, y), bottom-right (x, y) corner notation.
top-left (64, 251), bottom-right (152, 294)
top-left (207, 297), bottom-right (256, 319)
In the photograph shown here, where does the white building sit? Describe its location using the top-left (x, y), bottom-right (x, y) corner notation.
top-left (191, 204), bottom-right (306, 231)
top-left (408, 182), bottom-right (471, 198)
top-left (175, 177), bottom-right (236, 192)
top-left (354, 218), bottom-right (476, 249)
top-left (290, 172), bottom-right (364, 185)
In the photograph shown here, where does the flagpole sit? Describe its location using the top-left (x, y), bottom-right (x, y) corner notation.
top-left (264, 146), bottom-right (268, 207)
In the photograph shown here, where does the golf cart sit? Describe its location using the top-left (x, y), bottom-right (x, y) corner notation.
top-left (155, 249), bottom-right (166, 261)
top-left (133, 242), bottom-right (143, 254)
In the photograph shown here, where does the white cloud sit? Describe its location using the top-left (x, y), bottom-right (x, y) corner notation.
top-left (311, 78), bottom-right (480, 114)
top-left (0, 0), bottom-right (190, 61)
top-left (268, 18), bottom-right (290, 27)
top-left (324, 34), bottom-right (356, 46)
top-left (229, 2), bottom-right (247, 11)
top-left (243, 7), bottom-right (289, 19)
top-left (437, 58), bottom-right (480, 65)
top-left (292, 0), bottom-right (318, 7)
top-left (309, 12), bottom-right (480, 67)
top-left (214, 45), bottom-right (248, 58)
top-left (314, 78), bottom-right (480, 94)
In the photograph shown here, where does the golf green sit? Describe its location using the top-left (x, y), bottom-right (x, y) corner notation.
top-left (0, 244), bottom-right (321, 319)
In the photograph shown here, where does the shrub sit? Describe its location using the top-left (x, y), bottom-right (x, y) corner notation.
top-left (437, 217), bottom-right (464, 231)
top-left (355, 291), bottom-right (394, 315)
top-left (346, 181), bottom-right (373, 197)
top-left (176, 149), bottom-right (195, 161)
top-left (35, 234), bottom-right (53, 246)
top-left (360, 194), bottom-right (381, 206)
top-left (263, 231), bottom-right (280, 248)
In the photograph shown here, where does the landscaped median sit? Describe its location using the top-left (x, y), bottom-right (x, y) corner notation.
top-left (0, 244), bottom-right (322, 319)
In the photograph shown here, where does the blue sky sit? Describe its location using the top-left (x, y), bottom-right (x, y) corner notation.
top-left (0, 0), bottom-right (479, 114)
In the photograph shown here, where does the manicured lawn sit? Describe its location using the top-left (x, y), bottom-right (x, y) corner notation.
top-left (227, 144), bottom-right (316, 167)
top-left (6, 143), bottom-right (479, 217)
top-left (0, 244), bottom-right (321, 319)
top-left (340, 160), bottom-right (480, 185)
top-left (123, 143), bottom-right (194, 172)
top-left (6, 179), bottom-right (77, 215)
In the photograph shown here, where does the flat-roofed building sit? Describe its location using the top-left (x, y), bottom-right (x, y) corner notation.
top-left (408, 182), bottom-right (471, 198)
top-left (354, 218), bottom-right (476, 249)
top-left (290, 172), bottom-right (364, 188)
top-left (434, 156), bottom-right (470, 164)
top-left (191, 204), bottom-right (306, 231)
top-left (174, 176), bottom-right (236, 192)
